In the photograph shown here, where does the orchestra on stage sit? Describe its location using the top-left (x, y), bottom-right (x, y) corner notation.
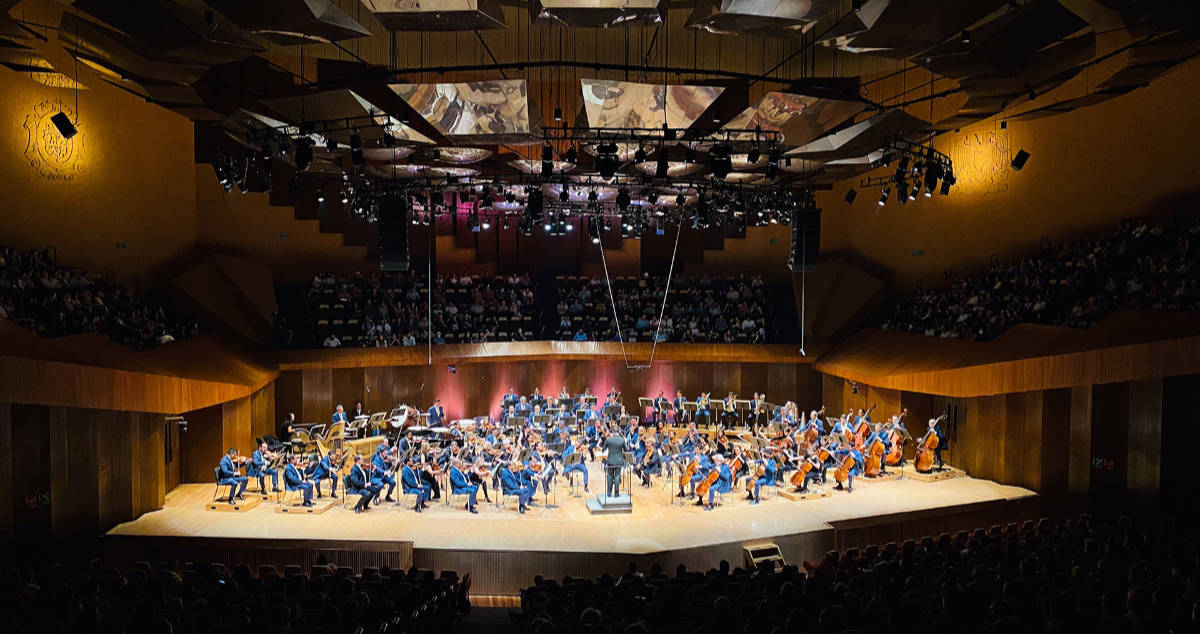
top-left (215, 386), bottom-right (948, 514)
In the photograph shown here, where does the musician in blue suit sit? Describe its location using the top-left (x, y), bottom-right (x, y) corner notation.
top-left (372, 442), bottom-right (397, 502)
top-left (515, 396), bottom-right (532, 416)
top-left (217, 449), bottom-right (248, 504)
top-left (832, 444), bottom-right (863, 492)
top-left (400, 459), bottom-right (431, 512)
top-left (652, 391), bottom-right (670, 423)
top-left (635, 439), bottom-right (662, 487)
top-left (347, 455), bottom-right (379, 513)
top-left (331, 404), bottom-right (349, 424)
top-left (748, 453), bottom-right (778, 504)
top-left (672, 390), bottom-right (688, 424)
top-left (448, 459), bottom-right (479, 513)
top-left (688, 452), bottom-right (714, 501)
top-left (498, 460), bottom-right (534, 514)
top-left (283, 456), bottom-right (314, 507)
top-left (864, 423), bottom-right (892, 475)
top-left (561, 437), bottom-right (589, 492)
top-left (704, 454), bottom-right (733, 511)
top-left (307, 452), bottom-right (338, 498)
top-left (502, 387), bottom-right (519, 409)
top-left (427, 399), bottom-right (446, 426)
top-left (247, 441), bottom-right (280, 494)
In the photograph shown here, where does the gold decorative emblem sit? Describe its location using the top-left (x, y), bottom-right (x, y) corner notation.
top-left (23, 98), bottom-right (85, 181)
top-left (947, 129), bottom-right (1012, 198)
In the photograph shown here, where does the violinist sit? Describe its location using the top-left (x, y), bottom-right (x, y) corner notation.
top-left (703, 454), bottom-right (732, 511)
top-left (527, 442), bottom-right (557, 496)
top-left (396, 430), bottom-right (415, 454)
top-left (606, 385), bottom-right (621, 404)
top-left (635, 439), bottom-right (662, 487)
top-left (307, 451), bottom-right (338, 499)
top-left (556, 385), bottom-right (572, 407)
top-left (248, 441), bottom-right (281, 494)
top-left (561, 436), bottom-right (590, 492)
top-left (680, 422), bottom-right (701, 453)
top-left (713, 427), bottom-right (732, 457)
top-left (400, 457), bottom-right (431, 513)
top-left (371, 440), bottom-right (397, 502)
top-left (283, 455), bottom-right (315, 507)
top-left (216, 448), bottom-right (248, 504)
top-left (352, 401), bottom-right (367, 419)
top-left (419, 451), bottom-right (443, 501)
top-left (470, 455), bottom-right (494, 503)
top-left (498, 459), bottom-right (534, 514)
top-left (502, 403), bottom-right (520, 427)
top-left (448, 458), bottom-right (479, 514)
top-left (347, 454), bottom-right (379, 513)
top-left (529, 387), bottom-right (545, 406)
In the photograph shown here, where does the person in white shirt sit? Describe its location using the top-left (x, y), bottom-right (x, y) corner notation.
top-left (323, 334), bottom-right (341, 348)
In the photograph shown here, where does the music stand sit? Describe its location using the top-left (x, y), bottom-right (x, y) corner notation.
top-left (584, 396), bottom-right (598, 407)
top-left (734, 399), bottom-right (752, 427)
top-left (638, 397), bottom-right (653, 421)
top-left (533, 414), bottom-right (551, 428)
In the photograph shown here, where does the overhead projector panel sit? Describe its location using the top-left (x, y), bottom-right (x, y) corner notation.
top-left (390, 80), bottom-right (542, 144)
top-left (581, 80), bottom-right (724, 132)
top-left (720, 91), bottom-right (866, 147)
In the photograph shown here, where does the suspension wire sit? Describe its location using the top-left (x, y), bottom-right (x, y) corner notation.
top-left (427, 207), bottom-right (434, 366)
top-left (596, 216), bottom-right (682, 371)
top-left (646, 218), bottom-right (684, 368)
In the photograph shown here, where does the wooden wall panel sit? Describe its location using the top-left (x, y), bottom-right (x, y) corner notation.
top-left (1040, 389), bottom-right (1071, 500)
top-left (822, 374), bottom-right (843, 415)
top-left (181, 404), bottom-right (222, 484)
top-left (0, 405), bottom-right (9, 537)
top-left (134, 412), bottom-right (167, 519)
top-left (10, 404), bottom-right (51, 540)
top-left (221, 397), bottom-right (252, 458)
top-left (250, 383), bottom-right (276, 443)
top-left (302, 369), bottom-right (333, 423)
top-left (1126, 379), bottom-right (1163, 498)
top-left (332, 367), bottom-right (367, 413)
top-left (765, 362), bottom-right (797, 408)
top-left (274, 370), bottom-right (303, 427)
top-left (1090, 383), bottom-right (1129, 508)
top-left (50, 408), bottom-right (99, 537)
top-left (1162, 375), bottom-right (1200, 511)
top-left (1068, 385), bottom-right (1092, 496)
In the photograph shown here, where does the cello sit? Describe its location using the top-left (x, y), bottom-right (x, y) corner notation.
top-left (833, 451), bottom-right (855, 488)
top-left (700, 452), bottom-right (743, 497)
top-left (803, 406), bottom-right (826, 445)
top-left (790, 448), bottom-right (829, 488)
top-left (914, 415), bottom-right (945, 473)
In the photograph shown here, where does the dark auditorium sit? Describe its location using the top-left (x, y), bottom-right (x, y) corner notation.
top-left (3, 1), bottom-right (1200, 633)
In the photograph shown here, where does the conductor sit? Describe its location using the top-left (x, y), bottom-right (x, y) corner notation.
top-left (603, 428), bottom-right (626, 499)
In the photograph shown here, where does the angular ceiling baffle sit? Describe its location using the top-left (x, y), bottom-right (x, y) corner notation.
top-left (359, 0), bottom-right (507, 31)
top-left (259, 89), bottom-right (435, 147)
top-left (531, 0), bottom-right (662, 28)
top-left (581, 79), bottom-right (725, 132)
top-left (686, 0), bottom-right (837, 36)
top-left (785, 109), bottom-right (929, 161)
top-left (204, 0), bottom-right (372, 45)
top-left (820, 0), bottom-right (1009, 58)
top-left (718, 91), bottom-right (866, 148)
top-left (73, 0), bottom-right (264, 67)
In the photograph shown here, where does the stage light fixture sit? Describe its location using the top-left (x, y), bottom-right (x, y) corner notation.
top-left (634, 147), bottom-right (647, 163)
top-left (962, 29), bottom-right (971, 44)
top-left (1011, 149), bottom-right (1030, 170)
top-left (559, 185), bottom-right (570, 202)
top-left (616, 187), bottom-right (631, 210)
top-left (553, 107), bottom-right (563, 122)
top-left (684, 146), bottom-right (697, 163)
top-left (50, 111), bottom-right (77, 139)
top-left (655, 148), bottom-right (669, 178)
top-left (710, 144), bottom-right (733, 179)
top-left (878, 187), bottom-right (890, 206)
top-left (844, 188), bottom-right (857, 204)
top-left (662, 122), bottom-right (677, 141)
top-left (350, 131), bottom-right (362, 150)
top-left (940, 170), bottom-right (956, 195)
top-left (563, 146), bottom-right (578, 163)
top-left (352, 147), bottom-right (365, 167)
top-left (382, 130), bottom-right (396, 147)
top-left (765, 147), bottom-right (781, 179)
top-left (316, 186), bottom-right (325, 203)
top-left (647, 190), bottom-right (659, 204)
top-left (588, 189), bottom-right (599, 203)
top-left (278, 139), bottom-right (290, 156)
top-left (505, 191), bottom-right (516, 204)
top-left (747, 147), bottom-right (761, 164)
top-left (909, 182), bottom-right (920, 201)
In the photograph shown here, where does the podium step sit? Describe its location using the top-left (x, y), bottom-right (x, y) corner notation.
top-left (586, 494), bottom-right (633, 515)
top-left (206, 497), bottom-right (262, 512)
top-left (274, 500), bottom-right (337, 514)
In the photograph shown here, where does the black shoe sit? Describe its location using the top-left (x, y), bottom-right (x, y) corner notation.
top-left (414, 505), bottom-right (422, 513)
top-left (519, 506), bottom-right (526, 514)
top-left (704, 505), bottom-right (714, 512)
top-left (676, 491), bottom-right (687, 498)
top-left (469, 508), bottom-right (478, 514)
top-left (484, 497), bottom-right (492, 503)
top-left (330, 495), bottom-right (338, 499)
top-left (384, 496), bottom-right (394, 502)
top-left (744, 493), bottom-right (755, 501)
top-left (235, 495), bottom-right (246, 500)
top-left (693, 500), bottom-right (705, 507)
top-left (273, 488), bottom-right (282, 493)
top-left (302, 501), bottom-right (314, 507)
top-left (834, 483), bottom-right (844, 490)
top-left (354, 507), bottom-right (363, 514)
top-left (315, 494), bottom-right (323, 499)
top-left (227, 497), bottom-right (236, 505)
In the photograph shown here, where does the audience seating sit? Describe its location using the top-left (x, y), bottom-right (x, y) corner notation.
top-left (0, 246), bottom-right (198, 349)
top-left (879, 216), bottom-right (1200, 340)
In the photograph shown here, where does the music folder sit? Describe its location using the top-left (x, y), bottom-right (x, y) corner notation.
top-left (734, 399), bottom-right (752, 410)
top-left (637, 397), bottom-right (653, 408)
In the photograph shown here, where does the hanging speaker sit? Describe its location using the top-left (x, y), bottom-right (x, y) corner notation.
top-left (787, 207), bottom-right (821, 273)
top-left (378, 198), bottom-right (410, 272)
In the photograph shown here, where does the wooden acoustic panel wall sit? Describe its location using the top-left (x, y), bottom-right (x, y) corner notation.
top-left (180, 384), bottom-right (276, 484)
top-left (274, 361), bottom-right (818, 428)
top-left (0, 403), bottom-right (170, 539)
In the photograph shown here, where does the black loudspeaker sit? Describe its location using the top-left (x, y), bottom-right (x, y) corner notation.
top-left (787, 207), bottom-right (821, 273)
top-left (50, 111), bottom-right (77, 139)
top-left (378, 199), bottom-right (410, 272)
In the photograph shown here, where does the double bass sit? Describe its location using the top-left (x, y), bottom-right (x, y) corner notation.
top-left (851, 404), bottom-right (876, 450)
top-left (914, 416), bottom-right (944, 473)
top-left (864, 433), bottom-right (887, 476)
top-left (885, 408), bottom-right (909, 466)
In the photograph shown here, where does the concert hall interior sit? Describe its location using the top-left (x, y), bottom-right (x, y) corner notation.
top-left (2, 1), bottom-right (1200, 632)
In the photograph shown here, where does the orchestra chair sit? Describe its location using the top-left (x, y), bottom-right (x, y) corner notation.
top-left (492, 487), bottom-right (524, 512)
top-left (211, 467), bottom-right (225, 502)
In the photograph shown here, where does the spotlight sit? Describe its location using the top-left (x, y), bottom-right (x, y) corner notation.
top-left (505, 191), bottom-right (516, 204)
top-left (962, 29), bottom-right (971, 44)
top-left (563, 146), bottom-right (578, 163)
top-left (765, 147), bottom-right (781, 179)
top-left (940, 170), bottom-right (956, 195)
top-left (634, 147), bottom-right (647, 163)
top-left (324, 136), bottom-right (337, 152)
top-left (596, 142), bottom-right (618, 178)
top-left (588, 189), bottom-right (599, 203)
top-left (747, 147), bottom-right (761, 164)
top-left (1011, 149), bottom-right (1030, 171)
top-left (655, 148), bottom-right (668, 178)
top-left (662, 122), bottom-right (677, 141)
top-left (878, 187), bottom-right (890, 206)
top-left (646, 190), bottom-right (659, 204)
top-left (349, 131), bottom-right (362, 150)
top-left (50, 111), bottom-right (77, 139)
top-left (559, 185), bottom-right (570, 202)
top-left (553, 107), bottom-right (563, 122)
top-left (352, 147), bottom-right (365, 167)
top-left (909, 182), bottom-right (920, 201)
top-left (844, 188), bottom-right (858, 204)
top-left (676, 194), bottom-right (686, 207)
top-left (684, 146), bottom-right (697, 163)
top-left (278, 139), bottom-right (290, 156)
top-left (709, 144), bottom-right (732, 179)
top-left (382, 130), bottom-right (396, 147)
top-left (316, 186), bottom-right (325, 203)
top-left (544, 221), bottom-right (554, 232)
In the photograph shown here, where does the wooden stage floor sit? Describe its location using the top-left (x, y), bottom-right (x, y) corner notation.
top-left (107, 464), bottom-right (1036, 594)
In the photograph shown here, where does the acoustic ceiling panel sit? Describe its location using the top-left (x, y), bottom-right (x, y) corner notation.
top-left (581, 79), bottom-right (724, 132)
top-left (204, 0), bottom-right (371, 45)
top-left (359, 0), bottom-right (507, 31)
top-left (390, 80), bottom-right (541, 144)
top-left (74, 0), bottom-right (264, 66)
top-left (532, 0), bottom-right (662, 28)
top-left (260, 89), bottom-right (435, 145)
top-left (785, 109), bottom-right (929, 160)
top-left (720, 91), bottom-right (866, 147)
top-left (59, 12), bottom-right (210, 85)
top-left (821, 0), bottom-right (1008, 59)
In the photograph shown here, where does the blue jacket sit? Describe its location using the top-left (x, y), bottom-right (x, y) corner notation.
top-left (427, 406), bottom-right (445, 425)
top-left (401, 465), bottom-right (423, 491)
top-left (332, 411), bottom-right (348, 424)
top-left (449, 466), bottom-right (472, 490)
top-left (248, 450), bottom-right (269, 477)
top-left (284, 464), bottom-right (306, 488)
top-left (347, 465), bottom-right (369, 493)
top-left (498, 467), bottom-right (523, 492)
top-left (713, 464), bottom-right (733, 493)
top-left (218, 455), bottom-right (239, 479)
